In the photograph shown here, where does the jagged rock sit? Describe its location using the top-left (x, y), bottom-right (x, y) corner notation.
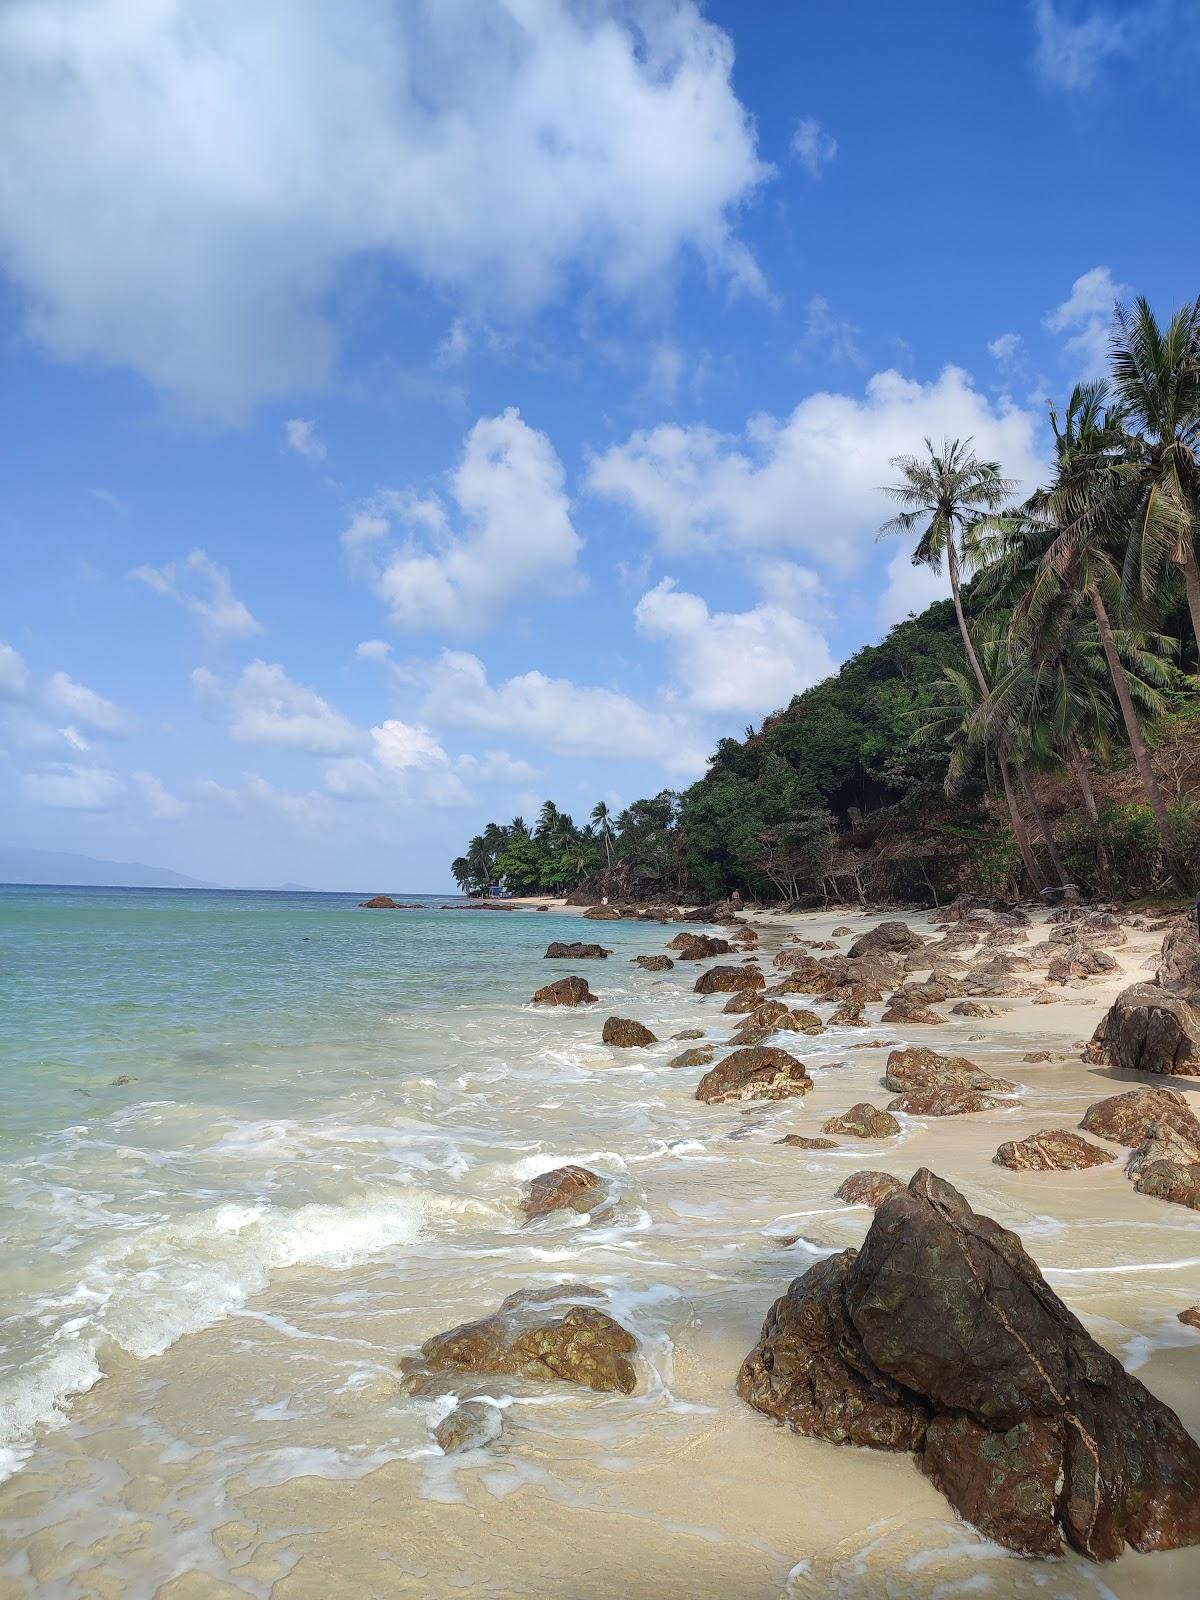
top-left (668, 932), bottom-right (733, 960)
top-left (819, 982), bottom-right (884, 1007)
top-left (828, 999), bottom-right (867, 1027)
top-left (695, 1046), bottom-right (812, 1105)
top-left (883, 1046), bottom-right (1015, 1096)
top-left (831, 925), bottom-right (854, 937)
top-left (522, 1165), bottom-right (608, 1223)
top-left (1127, 1121), bottom-right (1200, 1179)
top-left (729, 1022), bottom-right (776, 1046)
top-left (669, 1044), bottom-right (715, 1069)
top-left (1134, 1161), bottom-right (1200, 1210)
top-left (1048, 943), bottom-right (1120, 984)
top-left (694, 964), bottom-right (765, 995)
top-left (1023, 1049), bottom-right (1053, 1062)
top-left (730, 1000), bottom-right (823, 1036)
top-left (737, 1169), bottom-right (1200, 1560)
top-left (1158, 924), bottom-right (1200, 996)
top-left (1080, 1086), bottom-right (1200, 1148)
top-left (880, 999), bottom-right (946, 1025)
top-left (777, 1134), bottom-right (839, 1150)
top-left (633, 953), bottom-right (673, 971)
top-left (723, 988), bottom-right (766, 1013)
top-left (950, 999), bottom-right (1003, 1017)
top-left (848, 921), bottom-right (924, 957)
top-left (671, 1028), bottom-right (704, 1040)
top-left (434, 1399), bottom-right (504, 1454)
top-left (887, 1086), bottom-right (1003, 1116)
top-left (995, 1130), bottom-right (1114, 1171)
top-left (602, 1016), bottom-right (657, 1047)
top-left (545, 941), bottom-right (610, 959)
top-left (772, 949), bottom-right (830, 976)
top-left (822, 1103), bottom-right (901, 1139)
top-left (401, 1285), bottom-right (637, 1395)
top-left (531, 975), bottom-right (597, 1006)
top-left (583, 905), bottom-right (623, 920)
top-left (1088, 983), bottom-right (1200, 1077)
top-left (835, 1171), bottom-right (906, 1208)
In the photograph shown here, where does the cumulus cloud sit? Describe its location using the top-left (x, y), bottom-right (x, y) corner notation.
top-left (989, 332), bottom-right (1022, 361)
top-left (43, 671), bottom-right (131, 734)
top-left (0, 642), bottom-right (32, 700)
top-left (0, 0), bottom-right (767, 417)
top-left (633, 578), bottom-right (836, 714)
top-left (133, 770), bottom-right (187, 820)
top-left (791, 117), bottom-right (837, 177)
top-left (284, 418), bottom-right (327, 462)
top-left (345, 408), bottom-right (583, 632)
top-left (421, 650), bottom-right (708, 776)
top-left (355, 639), bottom-right (393, 663)
top-left (193, 661), bottom-right (359, 754)
top-left (588, 365), bottom-right (1048, 573)
top-left (457, 749), bottom-right (542, 785)
top-left (1031, 1), bottom-right (1130, 90)
top-left (1044, 265), bottom-right (1127, 378)
top-left (131, 549), bottom-right (263, 639)
top-left (20, 762), bottom-right (124, 810)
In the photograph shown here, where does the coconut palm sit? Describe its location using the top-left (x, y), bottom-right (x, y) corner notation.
top-left (1110, 296), bottom-right (1200, 651)
top-left (880, 438), bottom-right (1046, 893)
top-left (590, 800), bottom-right (616, 867)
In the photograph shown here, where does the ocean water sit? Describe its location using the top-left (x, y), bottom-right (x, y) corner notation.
top-left (1, 887), bottom-right (1198, 1598)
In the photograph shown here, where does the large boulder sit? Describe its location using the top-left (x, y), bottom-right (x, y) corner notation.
top-left (1080, 1086), bottom-right (1200, 1147)
top-left (994, 1130), bottom-right (1114, 1171)
top-left (835, 1171), bottom-right (906, 1208)
top-left (522, 1165), bottom-right (609, 1223)
top-left (531, 975), bottom-right (597, 1006)
top-left (1158, 923), bottom-right (1200, 996)
top-left (695, 1046), bottom-right (812, 1105)
top-left (360, 894), bottom-right (401, 908)
top-left (401, 1284), bottom-right (637, 1395)
top-left (883, 1046), bottom-right (1014, 1096)
top-left (668, 932), bottom-right (733, 960)
top-left (602, 1016), bottom-right (657, 1047)
top-left (633, 953), bottom-right (674, 972)
top-left (1135, 1161), bottom-right (1200, 1210)
top-left (1047, 943), bottom-right (1120, 984)
top-left (822, 1103), bottom-right (901, 1139)
top-left (694, 964), bottom-right (765, 996)
top-left (736, 1169), bottom-right (1200, 1560)
top-left (848, 920), bottom-right (924, 957)
top-left (1088, 983), bottom-right (1200, 1077)
top-left (545, 941), bottom-right (610, 959)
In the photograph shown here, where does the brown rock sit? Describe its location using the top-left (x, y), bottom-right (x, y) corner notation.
top-left (880, 1000), bottom-right (946, 1025)
top-left (522, 1165), bottom-right (608, 1223)
top-left (360, 894), bottom-right (402, 908)
top-left (835, 1171), bottom-right (906, 1208)
top-left (1048, 943), bottom-right (1120, 984)
top-left (1179, 1307), bottom-right (1200, 1331)
top-left (582, 905), bottom-right (623, 920)
top-left (667, 932), bottom-right (733, 959)
top-left (669, 1044), bottom-right (716, 1069)
top-left (777, 1134), bottom-right (839, 1150)
top-left (545, 941), bottom-right (610, 959)
top-left (671, 1028), bottom-right (704, 1040)
top-left (950, 1000), bottom-right (1004, 1017)
top-left (848, 920), bottom-right (924, 957)
top-left (694, 964), bottom-right (765, 996)
top-left (994, 1130), bottom-right (1114, 1171)
top-left (737, 1169), bottom-right (1200, 1559)
top-left (633, 953), bottom-right (673, 971)
top-left (1133, 1160), bottom-right (1200, 1210)
top-left (828, 999), bottom-right (867, 1027)
top-left (696, 1046), bottom-right (812, 1105)
top-left (883, 1046), bottom-right (1015, 1096)
top-left (401, 1285), bottom-right (637, 1395)
top-left (434, 1399), bottom-right (504, 1454)
top-left (822, 1102), bottom-right (901, 1139)
top-left (531, 975), bottom-right (597, 1007)
top-left (1158, 925), bottom-right (1200, 996)
top-left (887, 1086), bottom-right (1003, 1116)
top-left (1087, 983), bottom-right (1200, 1077)
top-left (1080, 1086), bottom-right (1200, 1148)
top-left (1127, 1121), bottom-right (1200, 1179)
top-left (1022, 1050), bottom-right (1053, 1062)
top-left (602, 1016), bottom-right (657, 1047)
top-left (831, 925), bottom-right (854, 937)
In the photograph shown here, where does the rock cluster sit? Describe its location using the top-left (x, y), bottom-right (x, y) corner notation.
top-left (737, 1169), bottom-right (1200, 1559)
top-left (545, 941), bottom-right (610, 959)
top-left (633, 953), bottom-right (674, 971)
top-left (1087, 924), bottom-right (1200, 1076)
top-left (668, 932), bottom-right (733, 960)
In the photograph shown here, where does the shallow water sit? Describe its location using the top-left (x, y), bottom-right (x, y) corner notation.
top-left (1, 887), bottom-right (1198, 1598)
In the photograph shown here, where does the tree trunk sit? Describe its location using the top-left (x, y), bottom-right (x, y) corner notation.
top-left (1182, 540), bottom-right (1200, 665)
top-left (1067, 732), bottom-right (1113, 890)
top-left (1016, 764), bottom-right (1078, 899)
top-left (945, 540), bottom-right (1045, 895)
top-left (1088, 582), bottom-right (1183, 880)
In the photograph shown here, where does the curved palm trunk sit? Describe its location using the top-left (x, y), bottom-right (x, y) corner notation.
top-left (947, 539), bottom-right (1046, 896)
top-left (1066, 733), bottom-right (1113, 890)
top-left (1016, 765), bottom-right (1078, 898)
top-left (1182, 541), bottom-right (1200, 664)
top-left (1087, 582), bottom-right (1183, 881)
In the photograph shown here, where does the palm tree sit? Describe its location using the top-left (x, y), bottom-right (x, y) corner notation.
top-left (1110, 296), bottom-right (1200, 652)
top-left (590, 800), bottom-right (615, 867)
top-left (880, 438), bottom-right (1046, 894)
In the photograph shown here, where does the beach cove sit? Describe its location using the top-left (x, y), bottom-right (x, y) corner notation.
top-left (1, 885), bottom-right (1199, 1598)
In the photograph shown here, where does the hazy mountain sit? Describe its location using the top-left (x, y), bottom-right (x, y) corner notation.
top-left (0, 847), bottom-right (220, 890)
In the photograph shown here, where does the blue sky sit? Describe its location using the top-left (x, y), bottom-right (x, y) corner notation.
top-left (2, 0), bottom-right (1198, 890)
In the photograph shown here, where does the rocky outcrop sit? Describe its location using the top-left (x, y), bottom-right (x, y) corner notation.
top-left (822, 1103), bottom-right (901, 1139)
top-left (880, 998), bottom-right (946, 1025)
top-left (545, 940), bottom-right (610, 959)
top-left (831, 925), bottom-right (855, 937)
top-left (848, 920), bottom-right (924, 957)
top-left (994, 1130), bottom-right (1114, 1171)
top-left (1048, 944), bottom-right (1120, 984)
top-left (828, 999), bottom-right (867, 1027)
top-left (694, 964), bottom-right (765, 995)
top-left (1080, 1086), bottom-right (1200, 1147)
top-left (887, 1085), bottom-right (1004, 1116)
top-left (1179, 1307), bottom-right (1200, 1331)
top-left (1087, 983), bottom-right (1200, 1077)
top-left (602, 1016), bottom-right (657, 1047)
top-left (835, 1170), bottom-right (906, 1208)
top-left (582, 905), bottom-right (623, 920)
top-left (633, 953), bottom-right (674, 971)
top-left (695, 1046), bottom-right (812, 1105)
top-left (778, 1134), bottom-right (839, 1150)
top-left (434, 1399), bottom-right (504, 1454)
top-left (950, 999), bottom-right (1004, 1017)
top-left (522, 1165), bottom-right (608, 1223)
top-left (883, 1046), bottom-right (1014, 1096)
top-left (531, 975), bottom-right (597, 1006)
top-left (1158, 923), bottom-right (1200, 995)
top-left (360, 894), bottom-right (402, 908)
top-left (737, 1168), bottom-right (1200, 1560)
top-left (668, 932), bottom-right (733, 960)
top-left (401, 1284), bottom-right (637, 1395)
top-left (669, 1044), bottom-right (715, 1069)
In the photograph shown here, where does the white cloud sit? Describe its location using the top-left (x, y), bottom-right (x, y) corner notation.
top-left (791, 117), bottom-right (837, 178)
top-left (801, 295), bottom-right (862, 366)
top-left (456, 749), bottom-right (542, 785)
top-left (371, 719), bottom-right (451, 773)
top-left (1044, 265), bottom-right (1126, 378)
top-left (43, 671), bottom-right (131, 734)
top-left (323, 757), bottom-right (382, 801)
top-left (0, 642), bottom-right (31, 700)
top-left (355, 639), bottom-right (392, 663)
top-left (877, 547), bottom-right (951, 630)
top-left (194, 661), bottom-right (358, 754)
top-left (133, 770), bottom-right (187, 820)
top-left (634, 578), bottom-right (835, 714)
top-left (588, 365), bottom-right (1047, 573)
top-left (131, 548), bottom-right (262, 639)
top-left (435, 319), bottom-right (471, 368)
top-left (989, 332), bottom-right (1021, 361)
top-left (284, 418), bottom-right (327, 462)
top-left (0, 0), bottom-right (767, 418)
top-left (1031, 1), bottom-right (1130, 90)
top-left (345, 408), bottom-right (583, 632)
top-left (421, 650), bottom-right (708, 776)
top-left (20, 762), bottom-right (123, 810)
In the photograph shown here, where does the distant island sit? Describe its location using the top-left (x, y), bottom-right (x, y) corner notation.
top-left (0, 847), bottom-right (221, 890)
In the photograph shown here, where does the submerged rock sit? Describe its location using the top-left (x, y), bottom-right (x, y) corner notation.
top-left (822, 1103), bottom-right (901, 1139)
top-left (545, 941), bottom-right (610, 959)
top-left (737, 1168), bottom-right (1200, 1560)
top-left (994, 1130), bottom-right (1114, 1171)
top-left (880, 999), bottom-right (946, 1025)
top-left (522, 1165), bottom-right (608, 1223)
top-left (883, 1046), bottom-right (1014, 1096)
top-left (602, 1016), bottom-right (657, 1047)
top-left (668, 932), bottom-right (733, 960)
top-left (1179, 1307), bottom-right (1200, 1331)
top-left (531, 975), bottom-right (597, 1007)
top-left (633, 953), bottom-right (674, 971)
top-left (835, 1170), bottom-right (906, 1208)
top-left (669, 1044), bottom-right (715, 1069)
top-left (887, 1085), bottom-right (1003, 1117)
top-left (434, 1399), bottom-right (504, 1454)
top-left (401, 1285), bottom-right (637, 1396)
top-left (694, 964), bottom-right (765, 995)
top-left (777, 1134), bottom-right (839, 1150)
top-left (695, 1046), bottom-right (812, 1105)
